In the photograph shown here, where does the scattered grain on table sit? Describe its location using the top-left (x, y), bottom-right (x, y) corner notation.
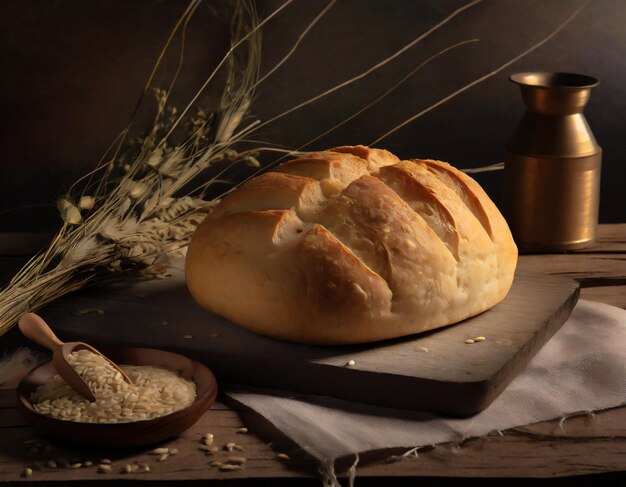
top-left (226, 456), bottom-right (246, 465)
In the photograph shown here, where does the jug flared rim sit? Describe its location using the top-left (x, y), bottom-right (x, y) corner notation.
top-left (510, 72), bottom-right (599, 89)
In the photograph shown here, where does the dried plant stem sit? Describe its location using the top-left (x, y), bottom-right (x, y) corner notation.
top-left (463, 162), bottom-right (505, 174)
top-left (371, 0), bottom-right (591, 145)
top-left (253, 0), bottom-right (337, 88)
top-left (250, 39), bottom-right (480, 177)
top-left (0, 267), bottom-right (93, 343)
top-left (0, 0), bottom-right (264, 337)
top-left (237, 0), bottom-right (482, 140)
top-left (0, 0), bottom-right (590, 340)
top-left (295, 39), bottom-right (479, 153)
top-left (159, 0), bottom-right (295, 144)
top-left (141, 0), bottom-right (202, 111)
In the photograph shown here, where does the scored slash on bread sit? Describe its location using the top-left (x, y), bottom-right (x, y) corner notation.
top-left (186, 146), bottom-right (517, 345)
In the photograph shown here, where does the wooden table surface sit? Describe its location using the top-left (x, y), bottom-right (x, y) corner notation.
top-left (0, 224), bottom-right (625, 486)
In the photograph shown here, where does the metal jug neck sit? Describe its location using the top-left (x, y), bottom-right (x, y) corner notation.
top-left (510, 72), bottom-right (599, 116)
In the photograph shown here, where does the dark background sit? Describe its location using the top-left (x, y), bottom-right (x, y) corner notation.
top-left (1, 0), bottom-right (624, 232)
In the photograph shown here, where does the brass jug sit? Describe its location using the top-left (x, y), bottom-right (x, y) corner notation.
top-left (504, 72), bottom-right (601, 252)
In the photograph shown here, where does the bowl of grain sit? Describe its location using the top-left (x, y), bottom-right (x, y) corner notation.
top-left (17, 347), bottom-right (218, 448)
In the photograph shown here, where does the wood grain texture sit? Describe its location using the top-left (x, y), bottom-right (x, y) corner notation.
top-left (518, 253), bottom-right (626, 281)
top-left (580, 286), bottom-right (626, 309)
top-left (0, 393), bottom-right (308, 482)
top-left (0, 224), bottom-right (624, 483)
top-left (0, 389), bottom-right (624, 482)
top-left (40, 270), bottom-right (578, 416)
top-left (354, 407), bottom-right (626, 479)
top-left (573, 223), bottom-right (626, 253)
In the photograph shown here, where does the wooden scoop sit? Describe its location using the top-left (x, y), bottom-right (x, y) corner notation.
top-left (18, 313), bottom-right (131, 402)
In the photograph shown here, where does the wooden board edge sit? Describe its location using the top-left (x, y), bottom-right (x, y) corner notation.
top-left (467, 278), bottom-right (581, 415)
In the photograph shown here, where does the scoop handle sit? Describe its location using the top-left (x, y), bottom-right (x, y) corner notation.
top-left (18, 313), bottom-right (63, 352)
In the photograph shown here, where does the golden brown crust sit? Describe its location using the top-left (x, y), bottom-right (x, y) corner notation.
top-left (275, 151), bottom-right (368, 184)
top-left (211, 172), bottom-right (324, 221)
top-left (186, 147), bottom-right (518, 345)
top-left (417, 159), bottom-right (517, 296)
top-left (330, 145), bottom-right (400, 170)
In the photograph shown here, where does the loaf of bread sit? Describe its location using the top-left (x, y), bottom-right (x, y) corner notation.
top-left (186, 146), bottom-right (518, 345)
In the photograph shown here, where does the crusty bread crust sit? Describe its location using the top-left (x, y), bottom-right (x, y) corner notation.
top-left (185, 146), bottom-right (518, 344)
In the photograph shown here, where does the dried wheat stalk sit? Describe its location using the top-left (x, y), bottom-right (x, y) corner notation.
top-left (0, 0), bottom-right (265, 337)
top-left (0, 0), bottom-right (590, 338)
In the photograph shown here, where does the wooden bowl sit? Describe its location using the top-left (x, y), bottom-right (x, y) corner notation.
top-left (17, 347), bottom-right (218, 448)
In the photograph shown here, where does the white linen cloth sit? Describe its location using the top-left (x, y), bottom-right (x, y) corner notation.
top-left (226, 300), bottom-right (626, 481)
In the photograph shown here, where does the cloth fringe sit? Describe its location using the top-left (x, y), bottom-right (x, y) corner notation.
top-left (319, 460), bottom-right (339, 487)
top-left (319, 454), bottom-right (360, 487)
top-left (348, 454), bottom-right (359, 487)
top-left (319, 410), bottom-right (605, 486)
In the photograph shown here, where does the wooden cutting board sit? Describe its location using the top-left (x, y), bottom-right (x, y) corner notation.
top-left (42, 266), bottom-right (579, 417)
